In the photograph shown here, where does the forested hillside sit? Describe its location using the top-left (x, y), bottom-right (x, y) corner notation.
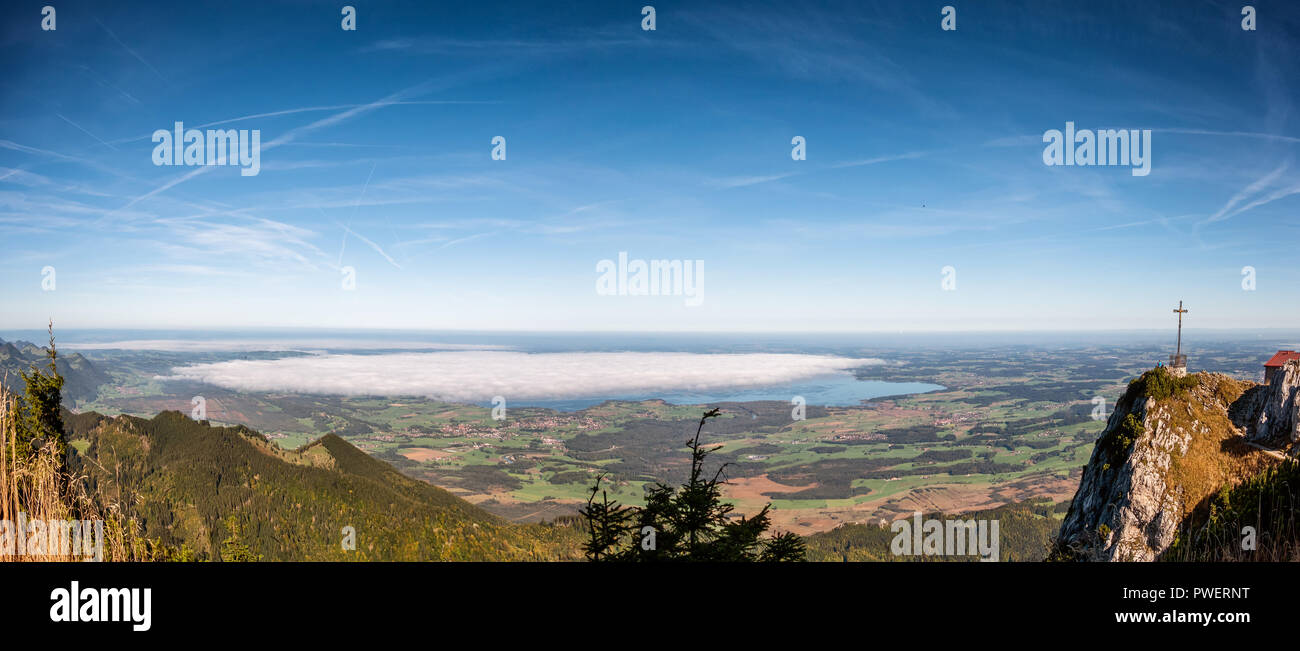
top-left (804, 499), bottom-right (1068, 562)
top-left (63, 409), bottom-right (583, 561)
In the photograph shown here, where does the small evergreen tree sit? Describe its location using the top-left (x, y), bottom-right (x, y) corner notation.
top-left (15, 320), bottom-right (66, 460)
top-left (580, 408), bottom-right (805, 562)
top-left (578, 473), bottom-right (635, 561)
top-left (220, 514), bottom-right (261, 562)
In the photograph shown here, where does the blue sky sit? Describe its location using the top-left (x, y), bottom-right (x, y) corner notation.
top-left (1, 0), bottom-right (1298, 332)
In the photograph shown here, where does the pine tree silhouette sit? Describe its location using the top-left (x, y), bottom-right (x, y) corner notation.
top-left (579, 408), bottom-right (805, 562)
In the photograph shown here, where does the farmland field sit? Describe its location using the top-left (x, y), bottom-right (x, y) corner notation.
top-left (65, 333), bottom-right (1284, 535)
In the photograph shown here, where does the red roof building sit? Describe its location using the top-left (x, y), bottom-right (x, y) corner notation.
top-left (1264, 350), bottom-right (1300, 384)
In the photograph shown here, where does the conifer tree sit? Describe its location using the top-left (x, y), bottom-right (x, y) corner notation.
top-left (578, 473), bottom-right (635, 561)
top-left (580, 408), bottom-right (805, 562)
top-left (220, 514), bottom-right (261, 562)
top-left (15, 320), bottom-right (65, 460)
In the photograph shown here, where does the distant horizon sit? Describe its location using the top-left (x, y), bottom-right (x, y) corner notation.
top-left (5, 324), bottom-right (1300, 336)
top-left (4, 324), bottom-right (1299, 352)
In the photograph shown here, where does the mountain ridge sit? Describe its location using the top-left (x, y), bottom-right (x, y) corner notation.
top-left (62, 408), bottom-right (583, 561)
top-left (0, 336), bottom-right (109, 403)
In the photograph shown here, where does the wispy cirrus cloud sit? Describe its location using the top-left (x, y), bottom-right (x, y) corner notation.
top-left (1154, 128), bottom-right (1300, 145)
top-left (149, 216), bottom-right (329, 271)
top-left (0, 139), bottom-right (138, 181)
top-left (707, 150), bottom-right (930, 189)
top-left (94, 17), bottom-right (168, 84)
top-left (680, 6), bottom-right (955, 118)
top-left (106, 101), bottom-right (500, 147)
top-left (118, 81), bottom-right (444, 212)
top-left (1201, 161), bottom-right (1300, 226)
top-left (339, 223), bottom-right (402, 269)
top-left (360, 33), bottom-right (656, 56)
top-left (706, 172), bottom-right (800, 189)
top-left (55, 113), bottom-right (118, 151)
top-left (830, 151), bottom-right (929, 169)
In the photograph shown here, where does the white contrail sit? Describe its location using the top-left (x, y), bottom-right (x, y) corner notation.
top-left (1204, 162), bottom-right (1291, 225)
top-left (95, 18), bottom-right (168, 83)
top-left (118, 82), bottom-right (435, 212)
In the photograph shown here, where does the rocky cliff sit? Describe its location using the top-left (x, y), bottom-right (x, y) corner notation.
top-left (1244, 359), bottom-right (1300, 448)
top-left (1053, 365), bottom-right (1295, 561)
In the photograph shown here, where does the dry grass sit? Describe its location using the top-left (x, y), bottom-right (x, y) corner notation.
top-left (1157, 373), bottom-right (1276, 521)
top-left (1157, 374), bottom-right (1299, 561)
top-left (0, 386), bottom-right (147, 562)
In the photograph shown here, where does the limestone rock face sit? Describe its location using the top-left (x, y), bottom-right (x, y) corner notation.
top-left (1055, 369), bottom-right (1284, 562)
top-left (1248, 360), bottom-right (1300, 448)
top-left (1056, 395), bottom-right (1187, 561)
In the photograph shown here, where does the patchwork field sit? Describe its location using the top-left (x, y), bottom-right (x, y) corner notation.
top-left (72, 339), bottom-right (1278, 535)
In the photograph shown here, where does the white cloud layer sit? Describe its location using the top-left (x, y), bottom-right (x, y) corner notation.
top-left (161, 351), bottom-right (881, 402)
top-left (65, 339), bottom-right (509, 352)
